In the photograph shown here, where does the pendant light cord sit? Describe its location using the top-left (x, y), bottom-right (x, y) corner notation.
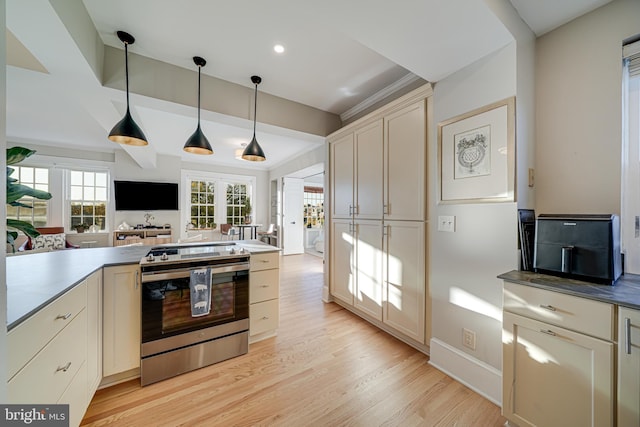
top-left (197, 65), bottom-right (201, 125)
top-left (253, 82), bottom-right (258, 136)
top-left (124, 41), bottom-right (130, 111)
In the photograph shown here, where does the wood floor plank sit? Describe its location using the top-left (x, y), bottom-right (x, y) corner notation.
top-left (82, 253), bottom-right (505, 426)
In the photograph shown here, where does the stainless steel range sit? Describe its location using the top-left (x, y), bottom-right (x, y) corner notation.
top-left (139, 242), bottom-right (250, 386)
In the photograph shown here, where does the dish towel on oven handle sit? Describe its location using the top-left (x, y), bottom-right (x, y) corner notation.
top-left (190, 267), bottom-right (212, 317)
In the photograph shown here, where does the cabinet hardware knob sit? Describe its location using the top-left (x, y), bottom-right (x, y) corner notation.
top-left (55, 313), bottom-right (72, 320)
top-left (56, 362), bottom-right (72, 373)
top-left (539, 304), bottom-right (556, 312)
top-left (540, 329), bottom-right (557, 336)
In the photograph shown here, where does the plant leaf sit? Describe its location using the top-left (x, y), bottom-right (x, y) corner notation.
top-left (7, 219), bottom-right (41, 238)
top-left (6, 231), bottom-right (18, 253)
top-left (7, 182), bottom-right (52, 204)
top-left (6, 147), bottom-right (36, 166)
top-left (9, 201), bottom-right (32, 208)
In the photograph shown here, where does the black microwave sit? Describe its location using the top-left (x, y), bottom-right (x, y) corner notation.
top-left (533, 214), bottom-right (622, 285)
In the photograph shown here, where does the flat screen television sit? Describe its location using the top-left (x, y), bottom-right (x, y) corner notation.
top-left (114, 180), bottom-right (179, 211)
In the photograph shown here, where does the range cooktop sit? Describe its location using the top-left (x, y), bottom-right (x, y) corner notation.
top-left (140, 242), bottom-right (249, 266)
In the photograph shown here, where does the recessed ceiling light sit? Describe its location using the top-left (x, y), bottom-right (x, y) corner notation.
top-left (273, 44), bottom-right (285, 54)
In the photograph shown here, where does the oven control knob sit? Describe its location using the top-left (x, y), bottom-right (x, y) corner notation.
top-left (161, 252), bottom-right (169, 261)
top-left (147, 254), bottom-right (155, 262)
top-left (239, 247), bottom-right (245, 254)
top-left (229, 248), bottom-right (236, 254)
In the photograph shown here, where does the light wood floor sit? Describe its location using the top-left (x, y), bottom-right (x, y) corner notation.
top-left (82, 254), bottom-right (506, 426)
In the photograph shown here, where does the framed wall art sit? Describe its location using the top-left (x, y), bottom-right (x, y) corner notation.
top-left (438, 97), bottom-right (515, 203)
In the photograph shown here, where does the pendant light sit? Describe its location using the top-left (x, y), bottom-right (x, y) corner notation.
top-left (108, 31), bottom-right (148, 146)
top-left (183, 56), bottom-right (213, 155)
top-left (242, 75), bottom-right (266, 161)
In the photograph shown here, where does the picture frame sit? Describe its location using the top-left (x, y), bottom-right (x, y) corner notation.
top-left (438, 97), bottom-right (515, 203)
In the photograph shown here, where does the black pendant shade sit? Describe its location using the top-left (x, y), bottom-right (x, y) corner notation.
top-left (184, 56), bottom-right (213, 155)
top-left (242, 75), bottom-right (266, 161)
top-left (108, 31), bottom-right (148, 146)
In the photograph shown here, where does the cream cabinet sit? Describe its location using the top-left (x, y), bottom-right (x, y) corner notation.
top-left (383, 221), bottom-right (425, 343)
top-left (502, 282), bottom-right (614, 427)
top-left (113, 228), bottom-right (172, 246)
top-left (384, 100), bottom-right (426, 221)
top-left (329, 120), bottom-right (383, 220)
top-left (86, 270), bottom-right (102, 395)
top-left (102, 264), bottom-right (141, 377)
top-left (249, 251), bottom-right (280, 342)
top-left (330, 219), bottom-right (355, 305)
top-left (7, 281), bottom-right (90, 427)
top-left (618, 306), bottom-right (640, 426)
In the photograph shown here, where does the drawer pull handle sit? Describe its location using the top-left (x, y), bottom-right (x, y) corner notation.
top-left (55, 313), bottom-right (72, 320)
top-left (260, 260), bottom-right (269, 263)
top-left (261, 316), bottom-right (269, 320)
top-left (539, 304), bottom-right (557, 312)
top-left (260, 284), bottom-right (269, 288)
top-left (540, 329), bottom-right (557, 336)
top-left (625, 317), bottom-right (632, 355)
top-left (56, 362), bottom-right (72, 373)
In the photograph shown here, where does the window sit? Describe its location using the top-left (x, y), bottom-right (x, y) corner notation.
top-left (226, 183), bottom-right (249, 225)
top-left (622, 37), bottom-right (640, 273)
top-left (189, 180), bottom-right (216, 229)
top-left (303, 186), bottom-right (324, 228)
top-left (182, 171), bottom-right (255, 231)
top-left (69, 170), bottom-right (108, 230)
top-left (6, 165), bottom-right (49, 227)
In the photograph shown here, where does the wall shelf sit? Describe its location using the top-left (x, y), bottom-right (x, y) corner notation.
top-left (113, 228), bottom-right (172, 246)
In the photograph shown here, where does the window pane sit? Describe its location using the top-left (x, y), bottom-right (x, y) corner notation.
top-left (83, 204), bottom-right (94, 216)
top-left (95, 173), bottom-right (107, 187)
top-left (70, 170), bottom-right (83, 185)
top-left (35, 168), bottom-right (48, 183)
top-left (84, 172), bottom-right (95, 186)
top-left (95, 187), bottom-right (107, 200)
top-left (84, 187), bottom-right (95, 200)
top-left (21, 167), bottom-right (34, 183)
top-left (70, 186), bottom-right (83, 200)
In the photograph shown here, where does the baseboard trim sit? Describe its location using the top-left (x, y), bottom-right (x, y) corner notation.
top-left (429, 337), bottom-right (502, 406)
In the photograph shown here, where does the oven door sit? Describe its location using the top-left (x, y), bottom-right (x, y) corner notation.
top-left (141, 263), bottom-right (249, 344)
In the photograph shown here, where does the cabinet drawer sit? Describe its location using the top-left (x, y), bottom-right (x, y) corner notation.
top-left (250, 299), bottom-right (279, 336)
top-left (8, 281), bottom-right (87, 379)
top-left (504, 281), bottom-right (614, 340)
top-left (250, 269), bottom-right (279, 303)
top-left (9, 309), bottom-right (88, 404)
top-left (250, 252), bottom-right (279, 272)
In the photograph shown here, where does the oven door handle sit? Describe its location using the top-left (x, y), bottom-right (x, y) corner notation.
top-left (141, 263), bottom-right (249, 283)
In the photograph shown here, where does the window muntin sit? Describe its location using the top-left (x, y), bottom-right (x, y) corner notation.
top-left (190, 180), bottom-right (216, 229)
top-left (6, 166), bottom-right (49, 227)
top-left (69, 170), bottom-right (108, 231)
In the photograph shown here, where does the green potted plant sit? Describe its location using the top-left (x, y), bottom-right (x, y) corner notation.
top-left (75, 222), bottom-right (89, 233)
top-left (6, 147), bottom-right (52, 252)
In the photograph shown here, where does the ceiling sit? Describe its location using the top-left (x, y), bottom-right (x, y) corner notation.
top-left (6, 0), bottom-right (611, 172)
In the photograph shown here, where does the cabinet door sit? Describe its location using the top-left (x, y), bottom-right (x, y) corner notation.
top-left (354, 220), bottom-right (383, 320)
top-left (330, 133), bottom-right (354, 219)
top-left (503, 311), bottom-right (614, 427)
top-left (618, 307), bottom-right (640, 426)
top-left (355, 120), bottom-right (384, 219)
top-left (86, 270), bottom-right (102, 395)
top-left (330, 219), bottom-right (355, 305)
top-left (383, 221), bottom-right (425, 343)
top-left (384, 100), bottom-right (426, 221)
top-left (103, 264), bottom-right (141, 377)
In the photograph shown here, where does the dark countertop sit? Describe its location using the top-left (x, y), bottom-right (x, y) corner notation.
top-left (499, 270), bottom-right (640, 310)
top-left (7, 240), bottom-right (280, 331)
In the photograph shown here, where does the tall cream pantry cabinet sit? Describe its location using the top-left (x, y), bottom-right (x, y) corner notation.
top-left (328, 83), bottom-right (431, 349)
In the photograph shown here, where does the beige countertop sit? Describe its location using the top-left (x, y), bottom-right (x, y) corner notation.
top-left (7, 240), bottom-right (279, 330)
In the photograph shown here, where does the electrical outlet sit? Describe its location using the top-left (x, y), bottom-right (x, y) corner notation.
top-left (438, 215), bottom-right (455, 232)
top-left (463, 328), bottom-right (476, 350)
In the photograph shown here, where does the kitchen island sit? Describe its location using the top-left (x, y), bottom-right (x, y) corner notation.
top-left (6, 240), bottom-right (280, 427)
top-left (7, 240), bottom-right (279, 330)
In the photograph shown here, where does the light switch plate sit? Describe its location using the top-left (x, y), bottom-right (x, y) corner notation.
top-left (438, 215), bottom-right (455, 232)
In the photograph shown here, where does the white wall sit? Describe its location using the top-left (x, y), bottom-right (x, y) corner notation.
top-left (429, 0), bottom-right (536, 404)
top-left (535, 0), bottom-right (640, 214)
